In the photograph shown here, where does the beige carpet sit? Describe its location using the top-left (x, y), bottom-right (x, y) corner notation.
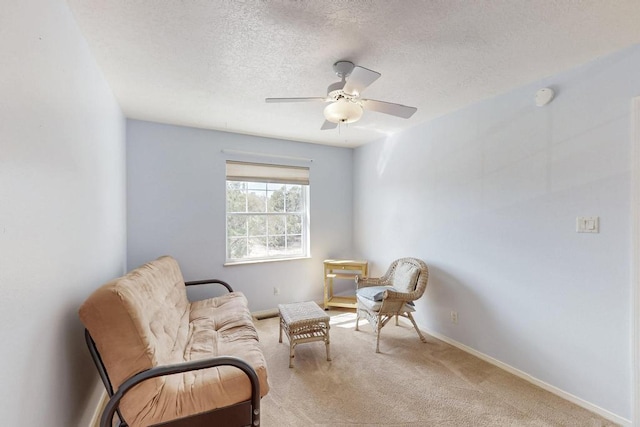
top-left (255, 310), bottom-right (617, 427)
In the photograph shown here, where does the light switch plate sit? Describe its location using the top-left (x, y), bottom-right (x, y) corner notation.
top-left (576, 216), bottom-right (599, 233)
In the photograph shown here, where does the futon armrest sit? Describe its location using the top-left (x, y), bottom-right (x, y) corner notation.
top-left (185, 279), bottom-right (234, 293)
top-left (100, 356), bottom-right (260, 427)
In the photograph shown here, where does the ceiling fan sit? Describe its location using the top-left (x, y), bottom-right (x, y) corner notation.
top-left (265, 61), bottom-right (417, 130)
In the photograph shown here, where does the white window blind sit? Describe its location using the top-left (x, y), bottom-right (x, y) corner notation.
top-left (226, 161), bottom-right (309, 185)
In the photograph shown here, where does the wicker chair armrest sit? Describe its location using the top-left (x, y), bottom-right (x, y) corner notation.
top-left (355, 276), bottom-right (387, 288)
top-left (100, 356), bottom-right (260, 427)
top-left (185, 279), bottom-right (234, 293)
top-left (382, 288), bottom-right (416, 302)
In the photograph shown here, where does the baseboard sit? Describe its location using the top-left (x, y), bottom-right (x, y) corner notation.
top-left (424, 328), bottom-right (631, 427)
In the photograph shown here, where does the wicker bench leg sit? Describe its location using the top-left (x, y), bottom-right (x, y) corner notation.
top-left (325, 333), bottom-right (331, 362)
top-left (289, 342), bottom-right (295, 368)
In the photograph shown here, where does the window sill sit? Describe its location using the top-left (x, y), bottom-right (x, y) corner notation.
top-left (224, 256), bottom-right (311, 267)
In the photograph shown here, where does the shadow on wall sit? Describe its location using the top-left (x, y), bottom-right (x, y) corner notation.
top-left (19, 301), bottom-right (99, 425)
top-left (67, 310), bottom-right (100, 423)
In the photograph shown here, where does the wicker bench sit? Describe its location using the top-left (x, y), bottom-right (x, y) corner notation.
top-left (278, 301), bottom-right (331, 368)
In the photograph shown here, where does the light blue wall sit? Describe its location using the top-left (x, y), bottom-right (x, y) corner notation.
top-left (353, 45), bottom-right (640, 420)
top-left (126, 120), bottom-right (354, 312)
top-left (0, 1), bottom-right (126, 425)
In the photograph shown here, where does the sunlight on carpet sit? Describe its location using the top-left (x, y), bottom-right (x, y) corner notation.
top-left (329, 311), bottom-right (361, 329)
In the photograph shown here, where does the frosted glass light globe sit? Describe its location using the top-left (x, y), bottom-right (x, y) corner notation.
top-left (323, 98), bottom-right (363, 124)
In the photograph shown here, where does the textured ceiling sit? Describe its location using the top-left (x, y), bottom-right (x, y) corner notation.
top-left (66, 0), bottom-right (640, 147)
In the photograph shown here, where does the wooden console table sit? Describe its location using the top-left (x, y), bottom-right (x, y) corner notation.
top-left (323, 259), bottom-right (368, 309)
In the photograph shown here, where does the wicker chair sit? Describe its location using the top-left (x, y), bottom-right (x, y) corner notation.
top-left (355, 258), bottom-right (429, 353)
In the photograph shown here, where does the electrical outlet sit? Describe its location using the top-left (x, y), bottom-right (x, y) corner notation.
top-left (450, 311), bottom-right (458, 324)
top-left (273, 287), bottom-right (280, 296)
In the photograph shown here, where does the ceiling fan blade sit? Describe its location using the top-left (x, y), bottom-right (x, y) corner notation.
top-left (343, 66), bottom-right (381, 96)
top-left (361, 99), bottom-right (417, 119)
top-left (265, 97), bottom-right (326, 103)
top-left (320, 120), bottom-right (338, 130)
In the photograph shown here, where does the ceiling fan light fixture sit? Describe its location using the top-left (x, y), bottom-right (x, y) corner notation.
top-left (266, 61), bottom-right (416, 129)
top-left (323, 98), bottom-right (363, 124)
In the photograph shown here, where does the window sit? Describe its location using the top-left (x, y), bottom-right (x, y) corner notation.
top-left (225, 161), bottom-right (309, 263)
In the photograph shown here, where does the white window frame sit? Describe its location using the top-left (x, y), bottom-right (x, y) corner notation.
top-left (225, 161), bottom-right (310, 264)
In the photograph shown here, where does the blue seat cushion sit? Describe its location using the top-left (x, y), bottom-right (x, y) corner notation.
top-left (356, 285), bottom-right (394, 302)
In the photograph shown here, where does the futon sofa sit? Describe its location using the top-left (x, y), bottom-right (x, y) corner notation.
top-left (79, 256), bottom-right (269, 427)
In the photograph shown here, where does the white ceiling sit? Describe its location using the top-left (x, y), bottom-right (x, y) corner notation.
top-left (66, 0), bottom-right (640, 148)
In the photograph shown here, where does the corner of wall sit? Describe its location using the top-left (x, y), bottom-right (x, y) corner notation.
top-left (630, 96), bottom-right (640, 427)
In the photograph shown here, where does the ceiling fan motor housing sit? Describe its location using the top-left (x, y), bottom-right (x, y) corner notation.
top-left (324, 76), bottom-right (363, 123)
top-left (326, 81), bottom-right (345, 95)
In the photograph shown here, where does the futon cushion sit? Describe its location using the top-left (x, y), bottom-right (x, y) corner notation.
top-left (79, 256), bottom-right (269, 427)
top-left (126, 292), bottom-right (269, 427)
top-left (393, 262), bottom-right (420, 293)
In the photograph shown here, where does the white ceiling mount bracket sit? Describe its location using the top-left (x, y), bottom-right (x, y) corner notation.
top-left (535, 88), bottom-right (555, 107)
top-left (333, 61), bottom-right (355, 79)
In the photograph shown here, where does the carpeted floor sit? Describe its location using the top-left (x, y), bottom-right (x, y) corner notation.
top-left (255, 309), bottom-right (617, 426)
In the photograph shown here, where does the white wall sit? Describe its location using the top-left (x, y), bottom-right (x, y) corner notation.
top-left (126, 120), bottom-right (353, 311)
top-left (353, 45), bottom-right (640, 421)
top-left (0, 1), bottom-right (126, 426)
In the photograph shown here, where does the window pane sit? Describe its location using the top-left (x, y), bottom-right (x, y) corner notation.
top-left (227, 215), bottom-right (247, 237)
top-left (287, 214), bottom-right (302, 234)
top-left (286, 185), bottom-right (302, 212)
top-left (268, 215), bottom-right (286, 236)
top-left (248, 215), bottom-right (266, 236)
top-left (247, 182), bottom-right (267, 213)
top-left (228, 237), bottom-right (247, 259)
top-left (247, 181), bottom-right (267, 191)
top-left (268, 235), bottom-right (286, 254)
top-left (227, 181), bottom-right (246, 192)
top-left (286, 235), bottom-right (302, 254)
top-left (267, 183), bottom-right (286, 212)
top-left (248, 237), bottom-right (267, 257)
top-left (226, 182), bottom-right (246, 212)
